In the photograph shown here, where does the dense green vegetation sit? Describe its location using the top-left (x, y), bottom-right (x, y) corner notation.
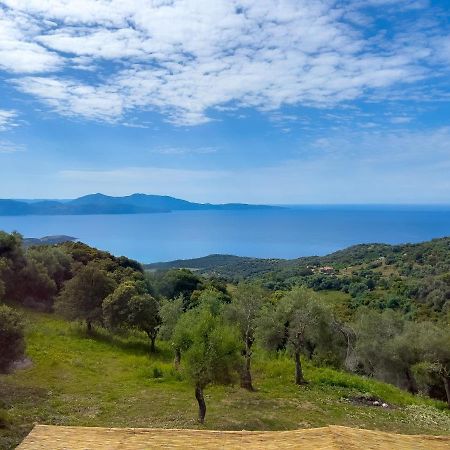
top-left (1, 230), bottom-right (450, 448)
top-left (147, 238), bottom-right (450, 319)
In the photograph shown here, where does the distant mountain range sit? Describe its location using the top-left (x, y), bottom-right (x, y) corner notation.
top-left (0, 194), bottom-right (281, 216)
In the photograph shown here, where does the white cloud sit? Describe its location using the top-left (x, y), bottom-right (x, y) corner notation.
top-left (0, 7), bottom-right (62, 73)
top-left (0, 109), bottom-right (18, 130)
top-left (37, 27), bottom-right (148, 60)
top-left (0, 0), bottom-right (447, 125)
top-left (12, 77), bottom-right (125, 121)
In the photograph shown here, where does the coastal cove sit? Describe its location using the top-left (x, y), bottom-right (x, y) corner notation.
top-left (1, 205), bottom-right (450, 263)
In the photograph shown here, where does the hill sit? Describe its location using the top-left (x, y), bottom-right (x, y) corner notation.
top-left (0, 194), bottom-right (281, 216)
top-left (23, 235), bottom-right (77, 247)
top-left (146, 254), bottom-right (274, 272)
top-left (146, 237), bottom-right (450, 319)
top-left (1, 310), bottom-right (449, 449)
top-left (145, 241), bottom-right (431, 277)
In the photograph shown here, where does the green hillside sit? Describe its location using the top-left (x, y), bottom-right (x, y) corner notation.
top-left (146, 237), bottom-right (450, 320)
top-left (1, 310), bottom-right (449, 449)
top-left (146, 238), bottom-right (450, 280)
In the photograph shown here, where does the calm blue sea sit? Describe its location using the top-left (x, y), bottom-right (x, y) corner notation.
top-left (1, 205), bottom-right (450, 263)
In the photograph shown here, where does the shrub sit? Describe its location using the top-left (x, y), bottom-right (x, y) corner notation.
top-left (0, 305), bottom-right (25, 372)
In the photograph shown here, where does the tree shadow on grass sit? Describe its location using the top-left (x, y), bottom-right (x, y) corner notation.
top-left (0, 382), bottom-right (48, 410)
top-left (0, 382), bottom-right (49, 450)
top-left (69, 324), bottom-right (173, 361)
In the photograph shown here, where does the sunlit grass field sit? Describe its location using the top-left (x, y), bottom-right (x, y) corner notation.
top-left (1, 310), bottom-right (449, 449)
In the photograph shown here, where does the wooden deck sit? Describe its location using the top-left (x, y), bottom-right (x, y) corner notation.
top-left (17, 425), bottom-right (450, 449)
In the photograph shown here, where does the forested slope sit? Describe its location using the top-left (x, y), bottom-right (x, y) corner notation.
top-left (147, 237), bottom-right (450, 319)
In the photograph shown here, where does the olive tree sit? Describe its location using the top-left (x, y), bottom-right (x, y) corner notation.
top-left (159, 295), bottom-right (184, 367)
top-left (182, 307), bottom-right (241, 423)
top-left (353, 308), bottom-right (404, 380)
top-left (225, 282), bottom-right (267, 391)
top-left (257, 287), bottom-right (333, 385)
top-left (416, 323), bottom-right (450, 406)
top-left (171, 310), bottom-right (195, 369)
top-left (170, 288), bottom-right (227, 371)
top-left (384, 321), bottom-right (423, 394)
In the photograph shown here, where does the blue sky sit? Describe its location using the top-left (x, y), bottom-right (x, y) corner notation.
top-left (1, 0), bottom-right (450, 204)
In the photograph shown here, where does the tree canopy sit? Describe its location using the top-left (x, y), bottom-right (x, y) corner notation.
top-left (55, 262), bottom-right (116, 331)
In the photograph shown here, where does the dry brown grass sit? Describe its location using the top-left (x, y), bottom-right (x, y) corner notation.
top-left (17, 424), bottom-right (450, 449)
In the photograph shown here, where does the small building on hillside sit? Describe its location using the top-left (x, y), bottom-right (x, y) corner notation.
top-left (312, 266), bottom-right (335, 274)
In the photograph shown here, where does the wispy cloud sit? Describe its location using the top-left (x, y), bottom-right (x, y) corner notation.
top-left (12, 77), bottom-right (125, 122)
top-left (0, 0), bottom-right (447, 125)
top-left (57, 166), bottom-right (227, 198)
top-left (0, 140), bottom-right (24, 153)
top-left (151, 146), bottom-right (218, 155)
top-left (0, 109), bottom-right (19, 131)
top-left (390, 116), bottom-right (413, 124)
top-left (308, 126), bottom-right (450, 161)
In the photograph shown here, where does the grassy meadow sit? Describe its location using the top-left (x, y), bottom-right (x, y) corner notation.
top-left (1, 309), bottom-right (450, 449)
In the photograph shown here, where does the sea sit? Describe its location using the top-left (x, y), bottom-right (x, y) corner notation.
top-left (1, 205), bottom-right (450, 263)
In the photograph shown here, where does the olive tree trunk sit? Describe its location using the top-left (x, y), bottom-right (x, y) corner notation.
top-left (240, 338), bottom-right (254, 391)
top-left (241, 353), bottom-right (254, 391)
top-left (174, 348), bottom-right (181, 370)
top-left (443, 375), bottom-right (450, 408)
top-left (405, 368), bottom-right (418, 395)
top-left (195, 384), bottom-right (206, 423)
top-left (294, 350), bottom-right (307, 385)
top-left (146, 330), bottom-right (157, 353)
